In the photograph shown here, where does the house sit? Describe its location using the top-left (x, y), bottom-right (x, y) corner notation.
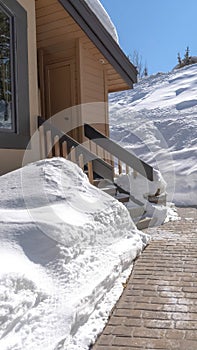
top-left (0, 0), bottom-right (137, 175)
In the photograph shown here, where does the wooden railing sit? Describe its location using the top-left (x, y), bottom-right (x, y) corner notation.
top-left (38, 117), bottom-right (114, 183)
top-left (38, 117), bottom-right (154, 188)
top-left (84, 124), bottom-right (154, 181)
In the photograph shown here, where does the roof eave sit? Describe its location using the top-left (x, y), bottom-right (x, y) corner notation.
top-left (58, 0), bottom-right (137, 87)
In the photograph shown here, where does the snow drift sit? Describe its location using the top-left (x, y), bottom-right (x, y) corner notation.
top-left (109, 64), bottom-right (197, 206)
top-left (0, 158), bottom-right (148, 350)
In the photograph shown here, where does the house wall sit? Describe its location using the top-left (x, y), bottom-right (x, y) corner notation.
top-left (0, 0), bottom-right (133, 175)
top-left (40, 39), bottom-right (78, 116)
top-left (36, 0), bottom-right (110, 141)
top-left (77, 40), bottom-right (109, 137)
top-left (0, 0), bottom-right (39, 175)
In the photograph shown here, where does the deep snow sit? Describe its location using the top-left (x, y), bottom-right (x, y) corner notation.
top-left (109, 64), bottom-right (197, 207)
top-left (0, 158), bottom-right (148, 350)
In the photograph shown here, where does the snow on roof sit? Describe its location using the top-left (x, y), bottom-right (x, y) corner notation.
top-left (84, 0), bottom-right (119, 43)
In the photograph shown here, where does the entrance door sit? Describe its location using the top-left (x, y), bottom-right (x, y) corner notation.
top-left (45, 61), bottom-right (76, 137)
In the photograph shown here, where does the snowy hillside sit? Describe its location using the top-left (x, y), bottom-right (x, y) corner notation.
top-left (109, 64), bottom-right (197, 206)
top-left (0, 158), bottom-right (148, 350)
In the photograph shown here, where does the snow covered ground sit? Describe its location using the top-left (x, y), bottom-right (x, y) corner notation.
top-left (109, 64), bottom-right (197, 207)
top-left (0, 158), bottom-right (148, 350)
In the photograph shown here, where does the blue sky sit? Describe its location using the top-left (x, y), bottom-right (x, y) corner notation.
top-left (100, 0), bottom-right (197, 75)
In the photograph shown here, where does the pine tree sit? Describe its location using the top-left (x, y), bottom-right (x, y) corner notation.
top-left (184, 46), bottom-right (190, 65)
top-left (177, 52), bottom-right (182, 67)
top-left (143, 65), bottom-right (148, 77)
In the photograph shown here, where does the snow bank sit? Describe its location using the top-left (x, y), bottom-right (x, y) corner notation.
top-left (116, 168), bottom-right (168, 225)
top-left (116, 169), bottom-right (167, 204)
top-left (84, 0), bottom-right (119, 43)
top-left (109, 64), bottom-right (197, 206)
top-left (0, 158), bottom-right (148, 350)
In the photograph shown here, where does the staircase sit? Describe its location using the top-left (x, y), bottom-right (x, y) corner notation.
top-left (83, 124), bottom-right (165, 229)
top-left (38, 117), bottom-right (165, 229)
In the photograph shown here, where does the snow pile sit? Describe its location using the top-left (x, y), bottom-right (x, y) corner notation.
top-left (0, 158), bottom-right (148, 350)
top-left (116, 169), bottom-right (166, 204)
top-left (109, 64), bottom-right (197, 206)
top-left (84, 0), bottom-right (119, 43)
top-left (116, 168), bottom-right (168, 226)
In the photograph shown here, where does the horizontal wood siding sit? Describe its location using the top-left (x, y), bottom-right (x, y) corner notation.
top-left (78, 42), bottom-right (109, 136)
top-left (36, 0), bottom-right (84, 49)
top-left (35, 0), bottom-right (129, 93)
top-left (81, 46), bottom-right (106, 103)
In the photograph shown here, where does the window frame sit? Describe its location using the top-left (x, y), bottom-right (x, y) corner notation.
top-left (0, 0), bottom-right (29, 149)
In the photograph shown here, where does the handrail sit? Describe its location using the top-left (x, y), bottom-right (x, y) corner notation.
top-left (84, 123), bottom-right (154, 181)
top-left (38, 117), bottom-right (114, 181)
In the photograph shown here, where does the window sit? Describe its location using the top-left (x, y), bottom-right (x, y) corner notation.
top-left (0, 6), bottom-right (14, 131)
top-left (0, 0), bottom-right (29, 149)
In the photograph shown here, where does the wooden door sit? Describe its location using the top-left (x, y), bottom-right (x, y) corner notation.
top-left (45, 61), bottom-right (76, 138)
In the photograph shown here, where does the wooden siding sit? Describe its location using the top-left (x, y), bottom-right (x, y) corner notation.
top-left (78, 41), bottom-right (108, 136)
top-left (35, 0), bottom-right (130, 93)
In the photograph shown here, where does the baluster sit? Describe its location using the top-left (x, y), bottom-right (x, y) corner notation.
top-left (54, 135), bottom-right (60, 157)
top-left (39, 125), bottom-right (45, 159)
top-left (118, 159), bottom-right (123, 174)
top-left (88, 161), bottom-right (93, 184)
top-left (126, 164), bottom-right (130, 175)
top-left (46, 130), bottom-right (53, 158)
top-left (133, 169), bottom-right (138, 179)
top-left (95, 144), bottom-right (99, 157)
top-left (78, 154), bottom-right (84, 170)
top-left (62, 141), bottom-right (68, 158)
top-left (70, 146), bottom-right (76, 163)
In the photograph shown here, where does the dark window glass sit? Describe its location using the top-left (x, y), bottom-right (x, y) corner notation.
top-left (0, 7), bottom-right (14, 130)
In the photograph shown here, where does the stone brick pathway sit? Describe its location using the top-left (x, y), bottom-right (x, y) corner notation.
top-left (92, 207), bottom-right (197, 350)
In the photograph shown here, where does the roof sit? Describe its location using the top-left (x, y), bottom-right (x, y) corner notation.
top-left (58, 0), bottom-right (137, 87)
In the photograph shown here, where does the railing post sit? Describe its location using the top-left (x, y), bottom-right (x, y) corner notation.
top-left (62, 141), bottom-right (68, 158)
top-left (39, 125), bottom-right (46, 159)
top-left (70, 146), bottom-right (76, 163)
top-left (46, 130), bottom-right (53, 158)
top-left (88, 161), bottom-right (93, 184)
top-left (78, 154), bottom-right (84, 170)
top-left (54, 135), bottom-right (60, 157)
top-left (118, 159), bottom-right (123, 174)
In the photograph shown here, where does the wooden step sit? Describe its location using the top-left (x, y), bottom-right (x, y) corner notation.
top-left (115, 193), bottom-right (130, 203)
top-left (147, 193), bottom-right (167, 205)
top-left (136, 217), bottom-right (152, 230)
top-left (101, 186), bottom-right (117, 196)
top-left (127, 205), bottom-right (145, 219)
top-left (93, 179), bottom-right (102, 187)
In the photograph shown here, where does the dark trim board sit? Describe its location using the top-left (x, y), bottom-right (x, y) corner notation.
top-left (84, 124), bottom-right (154, 182)
top-left (0, 0), bottom-right (30, 149)
top-left (58, 0), bottom-right (137, 87)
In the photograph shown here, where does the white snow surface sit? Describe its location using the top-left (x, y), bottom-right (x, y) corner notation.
top-left (109, 64), bottom-right (197, 206)
top-left (0, 158), bottom-right (148, 350)
top-left (84, 0), bottom-right (119, 43)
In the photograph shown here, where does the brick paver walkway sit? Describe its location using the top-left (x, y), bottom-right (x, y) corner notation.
top-left (92, 207), bottom-right (197, 350)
